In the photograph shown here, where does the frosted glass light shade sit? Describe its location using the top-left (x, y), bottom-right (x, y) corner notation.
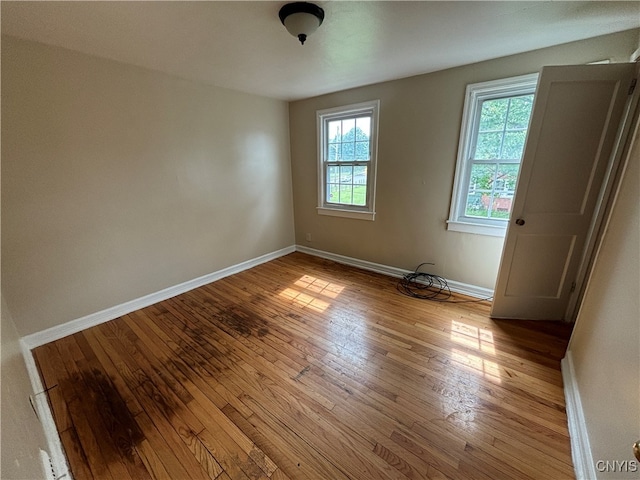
top-left (278, 2), bottom-right (325, 45)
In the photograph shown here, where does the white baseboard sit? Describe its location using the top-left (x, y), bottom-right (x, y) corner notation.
top-left (20, 340), bottom-right (70, 480)
top-left (294, 245), bottom-right (494, 299)
top-left (562, 351), bottom-right (596, 480)
top-left (21, 245), bottom-right (295, 350)
top-left (22, 244), bottom-right (489, 350)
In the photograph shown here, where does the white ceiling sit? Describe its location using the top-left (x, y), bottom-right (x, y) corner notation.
top-left (2, 1), bottom-right (639, 101)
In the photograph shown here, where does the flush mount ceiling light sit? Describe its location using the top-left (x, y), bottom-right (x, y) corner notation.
top-left (278, 2), bottom-right (325, 45)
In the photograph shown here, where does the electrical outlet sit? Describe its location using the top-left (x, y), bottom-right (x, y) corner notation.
top-left (305, 233), bottom-right (312, 242)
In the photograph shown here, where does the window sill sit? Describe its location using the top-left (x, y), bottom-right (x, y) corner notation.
top-left (317, 207), bottom-right (375, 221)
top-left (446, 220), bottom-right (506, 237)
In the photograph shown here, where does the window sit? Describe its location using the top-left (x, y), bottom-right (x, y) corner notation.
top-left (317, 100), bottom-right (380, 221)
top-left (448, 74), bottom-right (538, 236)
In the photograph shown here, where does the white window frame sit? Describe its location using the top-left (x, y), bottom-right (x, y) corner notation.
top-left (317, 100), bottom-right (380, 221)
top-left (447, 73), bottom-right (539, 237)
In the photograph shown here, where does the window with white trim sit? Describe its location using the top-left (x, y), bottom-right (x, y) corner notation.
top-left (317, 100), bottom-right (379, 221)
top-left (448, 74), bottom-right (538, 237)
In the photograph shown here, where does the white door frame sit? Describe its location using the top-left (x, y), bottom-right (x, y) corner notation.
top-left (566, 65), bottom-right (640, 321)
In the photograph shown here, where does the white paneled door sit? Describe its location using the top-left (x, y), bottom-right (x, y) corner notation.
top-left (491, 64), bottom-right (636, 320)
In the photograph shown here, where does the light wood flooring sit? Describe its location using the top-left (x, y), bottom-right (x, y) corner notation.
top-left (34, 252), bottom-right (575, 479)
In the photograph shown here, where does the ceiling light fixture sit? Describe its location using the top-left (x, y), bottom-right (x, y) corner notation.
top-left (278, 2), bottom-right (324, 45)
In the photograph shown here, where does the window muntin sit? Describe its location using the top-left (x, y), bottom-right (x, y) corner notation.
top-left (448, 74), bottom-right (538, 236)
top-left (317, 101), bottom-right (379, 220)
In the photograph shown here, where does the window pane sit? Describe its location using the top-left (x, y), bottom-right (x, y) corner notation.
top-left (355, 117), bottom-right (371, 160)
top-left (468, 163), bottom-right (496, 193)
top-left (355, 141), bottom-right (369, 160)
top-left (353, 165), bottom-right (367, 184)
top-left (353, 184), bottom-right (367, 206)
top-left (341, 141), bottom-right (355, 161)
top-left (496, 163), bottom-right (519, 194)
top-left (341, 119), bottom-right (355, 142)
top-left (506, 95), bottom-right (534, 129)
top-left (465, 164), bottom-right (496, 218)
top-left (489, 163), bottom-right (516, 218)
top-left (478, 98), bottom-right (508, 132)
top-left (501, 131), bottom-right (527, 160)
top-left (339, 184), bottom-right (353, 204)
top-left (474, 132), bottom-right (502, 160)
top-left (328, 165), bottom-right (339, 183)
top-left (465, 192), bottom-right (485, 217)
top-left (327, 183), bottom-right (339, 203)
top-left (488, 199), bottom-right (512, 218)
top-left (356, 117), bottom-right (371, 138)
top-left (327, 143), bottom-right (339, 161)
top-left (328, 120), bottom-right (342, 143)
top-left (339, 166), bottom-right (352, 183)
top-left (353, 165), bottom-right (367, 206)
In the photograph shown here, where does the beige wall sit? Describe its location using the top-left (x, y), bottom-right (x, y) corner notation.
top-left (568, 125), bottom-right (639, 478)
top-left (1, 296), bottom-right (48, 479)
top-left (2, 36), bottom-right (294, 336)
top-left (289, 29), bottom-right (638, 288)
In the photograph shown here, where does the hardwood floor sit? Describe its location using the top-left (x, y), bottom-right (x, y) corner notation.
top-left (34, 252), bottom-right (575, 479)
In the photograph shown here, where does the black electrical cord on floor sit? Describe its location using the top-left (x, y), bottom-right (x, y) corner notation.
top-left (397, 262), bottom-right (493, 303)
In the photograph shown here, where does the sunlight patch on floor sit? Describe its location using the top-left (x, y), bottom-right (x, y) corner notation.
top-left (279, 275), bottom-right (345, 312)
top-left (450, 320), bottom-right (501, 383)
top-left (294, 275), bottom-right (345, 298)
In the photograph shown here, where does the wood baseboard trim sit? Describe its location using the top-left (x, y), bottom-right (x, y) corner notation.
top-left (295, 245), bottom-right (494, 299)
top-left (561, 350), bottom-right (596, 480)
top-left (21, 246), bottom-right (295, 350)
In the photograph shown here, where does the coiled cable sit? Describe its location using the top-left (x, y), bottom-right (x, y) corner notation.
top-left (397, 263), bottom-right (493, 303)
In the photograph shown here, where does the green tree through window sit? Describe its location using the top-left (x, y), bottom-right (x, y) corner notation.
top-left (466, 94), bottom-right (534, 219)
top-left (447, 73), bottom-right (538, 236)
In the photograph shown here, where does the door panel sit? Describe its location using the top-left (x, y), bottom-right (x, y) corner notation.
top-left (504, 234), bottom-right (575, 298)
top-left (491, 64), bottom-right (635, 320)
top-left (525, 80), bottom-right (622, 215)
